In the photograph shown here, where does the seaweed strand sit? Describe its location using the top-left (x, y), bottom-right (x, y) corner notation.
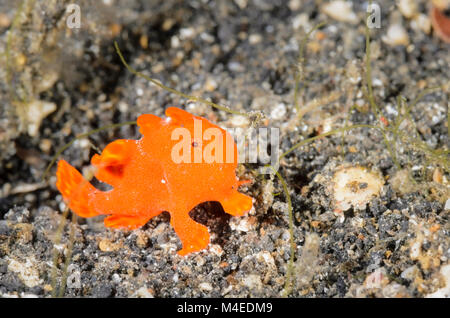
top-left (114, 41), bottom-right (255, 119)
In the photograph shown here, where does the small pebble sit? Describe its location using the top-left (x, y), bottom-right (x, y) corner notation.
top-left (270, 103), bottom-right (287, 120)
top-left (230, 217), bottom-right (251, 232)
top-left (112, 273), bottom-right (122, 283)
top-left (242, 274), bottom-right (263, 290)
top-left (134, 287), bottom-right (154, 298)
top-left (234, 0), bottom-right (247, 9)
top-left (249, 34), bottom-right (262, 44)
top-left (99, 239), bottom-right (121, 252)
top-left (199, 282), bottom-right (213, 292)
top-left (39, 139), bottom-right (52, 153)
top-left (228, 61), bottom-right (245, 72)
top-left (445, 199), bottom-right (450, 210)
top-left (288, 0), bottom-right (301, 11)
top-left (398, 0), bottom-right (418, 19)
top-left (321, 1), bottom-right (359, 24)
top-left (179, 27), bottom-right (195, 40)
top-left (0, 13), bottom-right (11, 28)
top-left (292, 13), bottom-right (309, 30)
top-left (382, 23), bottom-right (410, 46)
top-left (26, 100), bottom-right (57, 137)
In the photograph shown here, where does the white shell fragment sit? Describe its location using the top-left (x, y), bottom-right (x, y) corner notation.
top-left (332, 166), bottom-right (385, 211)
top-left (26, 100), bottom-right (57, 137)
top-left (398, 0), bottom-right (418, 19)
top-left (382, 23), bottom-right (410, 46)
top-left (321, 1), bottom-right (359, 24)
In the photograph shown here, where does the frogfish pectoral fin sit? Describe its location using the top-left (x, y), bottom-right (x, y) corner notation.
top-left (91, 139), bottom-right (134, 186)
top-left (220, 191), bottom-right (253, 217)
top-left (56, 160), bottom-right (99, 218)
top-left (170, 211), bottom-right (210, 256)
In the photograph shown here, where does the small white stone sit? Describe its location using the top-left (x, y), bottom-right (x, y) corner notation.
top-left (413, 13), bottom-right (431, 34)
top-left (270, 103), bottom-right (287, 120)
top-left (400, 265), bottom-right (419, 280)
top-left (136, 88), bottom-right (144, 96)
top-left (398, 0), bottom-right (418, 19)
top-left (372, 78), bottom-right (383, 87)
top-left (272, 201), bottom-right (288, 214)
top-left (410, 241), bottom-right (421, 260)
top-left (230, 216), bottom-right (251, 232)
top-left (242, 274), bottom-right (263, 290)
top-left (321, 1), bottom-right (359, 24)
top-left (221, 285), bottom-right (233, 296)
top-left (256, 251), bottom-right (276, 268)
top-left (171, 36), bottom-right (180, 48)
top-left (199, 282), bottom-right (213, 292)
top-left (118, 101), bottom-right (128, 113)
top-left (228, 62), bottom-right (244, 72)
top-left (26, 100), bottom-right (57, 137)
top-left (231, 115), bottom-right (249, 127)
top-left (382, 24), bottom-right (410, 46)
top-left (204, 77), bottom-right (218, 91)
top-left (112, 273), bottom-right (122, 283)
top-left (292, 13), bottom-right (309, 30)
top-left (350, 216), bottom-right (365, 228)
top-left (233, 0), bottom-right (247, 9)
top-left (209, 244), bottom-right (224, 257)
top-left (35, 70), bottom-right (59, 94)
top-left (59, 202), bottom-right (67, 212)
top-left (445, 198), bottom-right (450, 210)
top-left (385, 104), bottom-right (398, 116)
top-left (134, 287), bottom-right (154, 298)
top-left (249, 34), bottom-right (262, 44)
top-left (54, 244), bottom-right (65, 252)
top-left (195, 255), bottom-right (206, 267)
top-left (200, 32), bottom-right (215, 43)
top-left (78, 138), bottom-right (90, 149)
top-left (180, 28), bottom-right (195, 40)
top-left (288, 0), bottom-right (301, 11)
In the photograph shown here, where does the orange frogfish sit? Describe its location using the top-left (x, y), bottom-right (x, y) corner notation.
top-left (56, 107), bottom-right (253, 255)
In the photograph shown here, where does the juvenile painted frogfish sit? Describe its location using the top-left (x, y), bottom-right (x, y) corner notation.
top-left (56, 107), bottom-right (253, 255)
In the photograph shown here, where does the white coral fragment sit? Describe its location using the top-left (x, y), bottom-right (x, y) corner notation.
top-left (26, 100), bottom-right (57, 137)
top-left (332, 166), bottom-right (384, 211)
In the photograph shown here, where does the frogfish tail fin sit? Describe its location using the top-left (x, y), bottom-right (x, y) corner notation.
top-left (56, 160), bottom-right (99, 218)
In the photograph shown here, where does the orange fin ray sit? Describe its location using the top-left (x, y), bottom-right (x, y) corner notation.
top-left (56, 160), bottom-right (99, 218)
top-left (220, 191), bottom-right (253, 217)
top-left (170, 210), bottom-right (210, 256)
